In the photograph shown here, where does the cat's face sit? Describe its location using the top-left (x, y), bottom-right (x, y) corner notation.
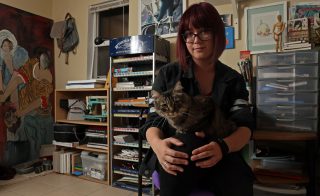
top-left (153, 81), bottom-right (192, 129)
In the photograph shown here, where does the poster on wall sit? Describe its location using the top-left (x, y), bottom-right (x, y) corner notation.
top-left (139, 0), bottom-right (186, 38)
top-left (0, 3), bottom-right (54, 166)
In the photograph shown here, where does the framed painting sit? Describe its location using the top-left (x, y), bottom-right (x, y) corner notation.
top-left (139, 0), bottom-right (186, 38)
top-left (245, 2), bottom-right (287, 54)
top-left (0, 3), bottom-right (54, 166)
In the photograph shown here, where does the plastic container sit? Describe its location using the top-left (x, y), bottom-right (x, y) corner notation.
top-left (81, 151), bottom-right (107, 180)
top-left (257, 50), bottom-right (318, 66)
top-left (257, 65), bottom-right (318, 79)
top-left (257, 79), bottom-right (318, 92)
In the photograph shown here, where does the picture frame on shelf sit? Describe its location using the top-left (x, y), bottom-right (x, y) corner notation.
top-left (245, 1), bottom-right (287, 54)
top-left (139, 0), bottom-right (186, 38)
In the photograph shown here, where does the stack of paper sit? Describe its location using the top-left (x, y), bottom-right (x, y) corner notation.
top-left (65, 79), bottom-right (106, 89)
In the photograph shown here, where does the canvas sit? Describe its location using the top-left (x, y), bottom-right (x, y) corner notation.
top-left (0, 3), bottom-right (54, 166)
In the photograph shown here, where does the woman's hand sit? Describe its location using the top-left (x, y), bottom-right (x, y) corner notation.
top-left (153, 137), bottom-right (189, 176)
top-left (190, 131), bottom-right (223, 168)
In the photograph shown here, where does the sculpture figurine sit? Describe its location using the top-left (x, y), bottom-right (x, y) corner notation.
top-left (273, 15), bottom-right (286, 52)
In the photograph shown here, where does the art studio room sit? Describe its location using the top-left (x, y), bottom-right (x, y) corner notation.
top-left (0, 0), bottom-right (319, 196)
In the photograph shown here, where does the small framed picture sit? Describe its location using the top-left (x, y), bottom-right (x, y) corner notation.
top-left (221, 14), bottom-right (232, 26)
top-left (245, 1), bottom-right (287, 54)
top-left (139, 0), bottom-right (186, 38)
top-left (225, 26), bottom-right (235, 49)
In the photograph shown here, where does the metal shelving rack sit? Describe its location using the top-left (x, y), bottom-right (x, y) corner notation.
top-left (109, 35), bottom-right (170, 195)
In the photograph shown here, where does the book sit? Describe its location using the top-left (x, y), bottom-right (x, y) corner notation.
top-left (283, 40), bottom-right (307, 46)
top-left (86, 144), bottom-right (108, 150)
top-left (52, 140), bottom-right (79, 147)
top-left (67, 79), bottom-right (106, 84)
top-left (289, 4), bottom-right (320, 43)
top-left (283, 42), bottom-right (311, 48)
top-left (65, 83), bottom-right (105, 89)
top-left (287, 18), bottom-right (310, 42)
top-left (283, 46), bottom-right (312, 51)
top-left (71, 152), bottom-right (82, 173)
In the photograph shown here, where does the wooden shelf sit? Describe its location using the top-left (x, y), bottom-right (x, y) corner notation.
top-left (54, 89), bottom-right (110, 185)
top-left (56, 119), bottom-right (108, 126)
top-left (253, 130), bottom-right (318, 141)
top-left (76, 144), bottom-right (108, 153)
top-left (56, 88), bottom-right (108, 92)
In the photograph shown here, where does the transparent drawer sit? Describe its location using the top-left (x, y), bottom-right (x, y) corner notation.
top-left (257, 50), bottom-right (318, 66)
top-left (257, 65), bottom-right (318, 79)
top-left (257, 92), bottom-right (318, 105)
top-left (257, 79), bottom-right (318, 92)
top-left (257, 116), bottom-right (317, 132)
top-left (257, 52), bottom-right (294, 66)
top-left (257, 105), bottom-right (318, 119)
top-left (294, 50), bottom-right (318, 64)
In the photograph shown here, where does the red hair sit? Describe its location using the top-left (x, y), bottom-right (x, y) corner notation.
top-left (176, 2), bottom-right (226, 71)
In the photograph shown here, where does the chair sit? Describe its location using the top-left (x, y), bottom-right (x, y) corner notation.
top-left (152, 171), bottom-right (214, 196)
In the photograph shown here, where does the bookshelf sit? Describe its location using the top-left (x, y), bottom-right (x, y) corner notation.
top-left (54, 88), bottom-right (110, 185)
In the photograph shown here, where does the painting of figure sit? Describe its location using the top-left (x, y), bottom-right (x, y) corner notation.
top-left (0, 3), bottom-right (54, 166)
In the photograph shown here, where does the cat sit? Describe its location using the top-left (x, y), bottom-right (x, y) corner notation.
top-left (152, 81), bottom-right (236, 195)
top-left (153, 81), bottom-right (235, 139)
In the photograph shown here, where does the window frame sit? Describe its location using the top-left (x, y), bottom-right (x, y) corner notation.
top-left (87, 0), bottom-right (129, 79)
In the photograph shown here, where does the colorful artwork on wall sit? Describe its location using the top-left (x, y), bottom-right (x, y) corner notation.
top-left (0, 3), bottom-right (54, 166)
top-left (225, 26), bottom-right (235, 49)
top-left (139, 0), bottom-right (186, 38)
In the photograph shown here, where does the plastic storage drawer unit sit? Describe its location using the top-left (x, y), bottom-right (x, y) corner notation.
top-left (257, 50), bottom-right (318, 66)
top-left (257, 79), bottom-right (318, 92)
top-left (257, 92), bottom-right (318, 105)
top-left (81, 151), bottom-right (107, 180)
top-left (257, 65), bottom-right (318, 79)
top-left (257, 105), bottom-right (318, 119)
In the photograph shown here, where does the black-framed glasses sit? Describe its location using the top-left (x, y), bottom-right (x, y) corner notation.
top-left (182, 30), bottom-right (213, 43)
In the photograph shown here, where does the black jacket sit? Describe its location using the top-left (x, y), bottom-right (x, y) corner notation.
top-left (139, 61), bottom-right (254, 176)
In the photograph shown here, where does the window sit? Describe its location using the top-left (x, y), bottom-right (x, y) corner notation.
top-left (87, 0), bottom-right (129, 79)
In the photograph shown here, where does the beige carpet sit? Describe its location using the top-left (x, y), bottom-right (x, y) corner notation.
top-left (0, 170), bottom-right (53, 186)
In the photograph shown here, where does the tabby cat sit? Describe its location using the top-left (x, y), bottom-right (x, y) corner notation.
top-left (153, 81), bottom-right (235, 139)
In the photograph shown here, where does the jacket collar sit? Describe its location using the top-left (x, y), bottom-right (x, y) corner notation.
top-left (182, 60), bottom-right (236, 82)
top-left (181, 60), bottom-right (237, 105)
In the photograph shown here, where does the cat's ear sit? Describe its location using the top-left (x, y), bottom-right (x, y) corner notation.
top-left (173, 81), bottom-right (184, 93)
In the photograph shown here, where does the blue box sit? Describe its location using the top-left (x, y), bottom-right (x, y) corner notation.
top-left (110, 35), bottom-right (170, 57)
